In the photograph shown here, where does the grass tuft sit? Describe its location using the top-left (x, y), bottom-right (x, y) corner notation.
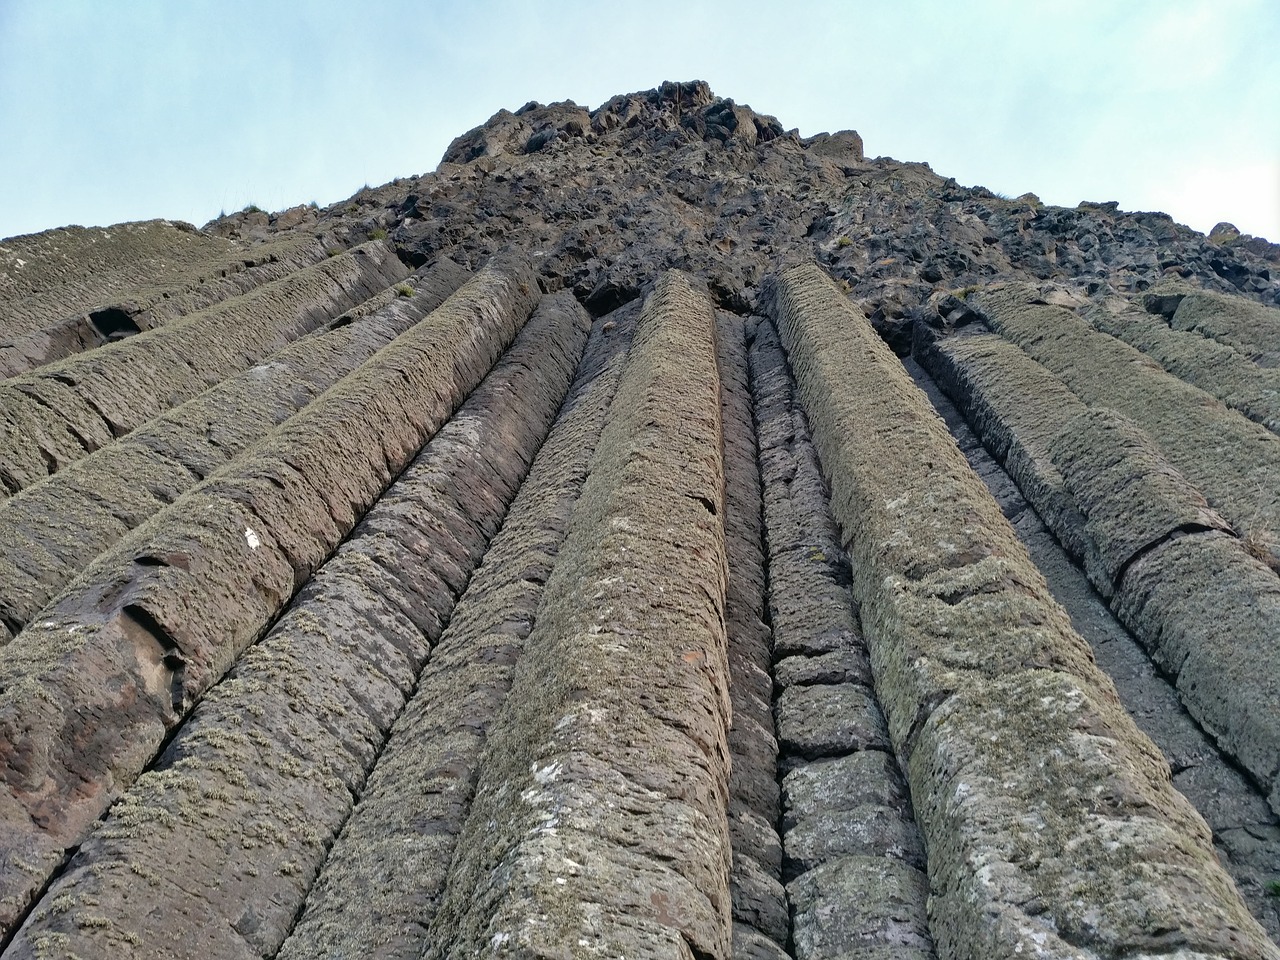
top-left (1243, 529), bottom-right (1280, 573)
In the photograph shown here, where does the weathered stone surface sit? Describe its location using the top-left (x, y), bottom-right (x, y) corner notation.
top-left (423, 272), bottom-right (731, 959)
top-left (782, 752), bottom-right (912, 828)
top-left (775, 684), bottom-right (891, 761)
top-left (0, 232), bottom-right (332, 378)
top-left (1171, 289), bottom-right (1280, 367)
top-left (277, 301), bottom-right (636, 960)
top-left (914, 324), bottom-right (1101, 585)
top-left (913, 361), bottom-right (1280, 938)
top-left (0, 255), bottom-right (536, 939)
top-left (1048, 407), bottom-right (1233, 583)
top-left (732, 924), bottom-right (792, 960)
top-left (803, 129), bottom-right (864, 162)
top-left (750, 319), bottom-right (933, 958)
top-left (775, 649), bottom-right (872, 688)
top-left (0, 223), bottom-right (324, 344)
top-left (2, 287), bottom-right (590, 960)
top-left (730, 855), bottom-right (788, 945)
top-left (971, 282), bottom-right (1280, 571)
top-left (787, 856), bottom-right (933, 960)
top-left (772, 262), bottom-right (1277, 960)
top-left (1116, 531), bottom-right (1280, 813)
top-left (0, 241), bottom-right (408, 495)
top-left (1140, 277), bottom-right (1198, 317)
top-left (1088, 296), bottom-right (1280, 434)
top-left (918, 310), bottom-right (1280, 864)
top-left (0, 259), bottom-right (471, 639)
top-left (783, 803), bottom-right (925, 877)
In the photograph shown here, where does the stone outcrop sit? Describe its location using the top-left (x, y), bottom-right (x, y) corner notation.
top-left (279, 298), bottom-right (630, 960)
top-left (0, 259), bottom-right (472, 640)
top-left (5, 288), bottom-right (590, 960)
top-left (0, 255), bottom-right (536, 931)
top-left (752, 320), bottom-right (933, 959)
top-left (0, 241), bottom-right (407, 496)
top-left (2, 80), bottom-right (1279, 960)
top-left (772, 264), bottom-right (1274, 958)
top-left (0, 224), bottom-right (333, 377)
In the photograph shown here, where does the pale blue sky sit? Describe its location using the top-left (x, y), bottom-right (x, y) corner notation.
top-left (1, 0), bottom-right (1277, 241)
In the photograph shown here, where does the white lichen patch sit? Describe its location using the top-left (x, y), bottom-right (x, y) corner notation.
top-left (532, 760), bottom-right (562, 785)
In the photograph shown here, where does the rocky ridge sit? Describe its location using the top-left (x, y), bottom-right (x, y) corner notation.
top-left (0, 80), bottom-right (1279, 959)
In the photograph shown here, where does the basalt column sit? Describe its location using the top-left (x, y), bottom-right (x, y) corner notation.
top-left (770, 262), bottom-right (1277, 960)
top-left (426, 271), bottom-right (733, 959)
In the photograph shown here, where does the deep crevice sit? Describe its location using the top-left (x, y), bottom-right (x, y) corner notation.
top-left (689, 493), bottom-right (718, 516)
top-left (0, 840), bottom-right (82, 956)
top-left (1, 611), bottom-right (21, 639)
top-left (14, 383), bottom-right (104, 455)
top-left (901, 688), bottom-right (956, 765)
top-left (88, 307), bottom-right (142, 340)
top-left (721, 315), bottom-right (792, 955)
top-left (752, 317), bottom-right (936, 958)
top-left (75, 389), bottom-right (129, 440)
top-left (119, 603), bottom-right (187, 718)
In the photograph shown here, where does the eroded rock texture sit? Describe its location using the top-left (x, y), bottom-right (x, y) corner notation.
top-left (2, 79), bottom-right (1279, 960)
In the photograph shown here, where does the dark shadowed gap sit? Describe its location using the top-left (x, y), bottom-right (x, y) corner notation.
top-left (87, 307), bottom-right (141, 340)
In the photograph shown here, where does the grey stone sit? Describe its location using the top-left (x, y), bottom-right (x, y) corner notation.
top-left (775, 684), bottom-right (891, 760)
top-left (787, 855), bottom-right (933, 959)
top-left (775, 649), bottom-right (873, 688)
top-left (773, 264), bottom-right (1278, 959)
top-left (782, 751), bottom-right (912, 827)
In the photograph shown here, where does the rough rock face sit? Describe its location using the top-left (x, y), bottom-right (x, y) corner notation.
top-left (1, 81), bottom-right (1279, 959)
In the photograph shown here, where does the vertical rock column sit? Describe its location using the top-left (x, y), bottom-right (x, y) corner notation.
top-left (0, 254), bottom-right (538, 940)
top-left (905, 354), bottom-right (1280, 938)
top-left (0, 291), bottom-right (591, 960)
top-left (0, 241), bottom-right (408, 496)
top-left (969, 283), bottom-right (1280, 571)
top-left (427, 271), bottom-right (733, 959)
top-left (276, 300), bottom-right (641, 960)
top-left (770, 263), bottom-right (1278, 960)
top-left (715, 313), bottom-right (789, 959)
top-left (0, 259), bottom-right (472, 641)
top-left (751, 321), bottom-right (934, 960)
top-left (917, 322), bottom-right (1280, 817)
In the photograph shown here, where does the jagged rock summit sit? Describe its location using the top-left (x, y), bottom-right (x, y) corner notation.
top-left (0, 81), bottom-right (1279, 960)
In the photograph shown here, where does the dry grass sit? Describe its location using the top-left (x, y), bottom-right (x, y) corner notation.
top-left (1243, 529), bottom-right (1280, 573)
